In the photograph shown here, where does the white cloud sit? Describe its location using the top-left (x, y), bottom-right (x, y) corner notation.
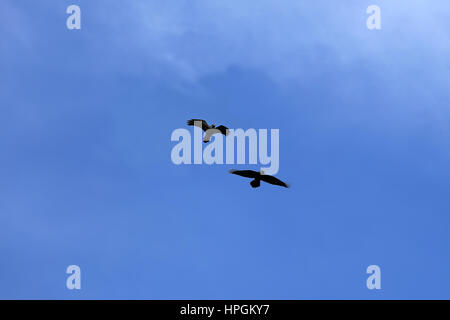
top-left (103, 0), bottom-right (450, 84)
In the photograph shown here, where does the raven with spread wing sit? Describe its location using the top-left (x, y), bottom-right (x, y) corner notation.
top-left (187, 119), bottom-right (229, 143)
top-left (229, 169), bottom-right (289, 188)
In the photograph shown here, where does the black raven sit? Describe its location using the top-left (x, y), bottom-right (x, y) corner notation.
top-left (187, 119), bottom-right (229, 143)
top-left (229, 169), bottom-right (289, 188)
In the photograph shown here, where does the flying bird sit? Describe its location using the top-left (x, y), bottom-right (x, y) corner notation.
top-left (229, 169), bottom-right (289, 188)
top-left (187, 119), bottom-right (229, 143)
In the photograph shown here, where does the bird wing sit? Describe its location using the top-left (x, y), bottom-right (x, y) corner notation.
top-left (260, 174), bottom-right (289, 188)
top-left (216, 125), bottom-right (229, 136)
top-left (229, 169), bottom-right (259, 178)
top-left (187, 119), bottom-right (209, 131)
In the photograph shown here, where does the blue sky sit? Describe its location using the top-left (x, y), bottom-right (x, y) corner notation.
top-left (1, 0), bottom-right (450, 299)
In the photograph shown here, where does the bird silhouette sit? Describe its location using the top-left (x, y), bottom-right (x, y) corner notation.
top-left (229, 169), bottom-right (289, 188)
top-left (187, 119), bottom-right (229, 143)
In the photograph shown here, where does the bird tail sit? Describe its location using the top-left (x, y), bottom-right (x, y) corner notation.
top-left (250, 179), bottom-right (260, 188)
